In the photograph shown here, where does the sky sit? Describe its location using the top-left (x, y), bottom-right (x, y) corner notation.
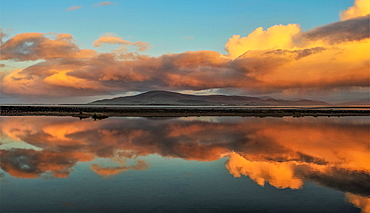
top-left (0, 0), bottom-right (369, 104)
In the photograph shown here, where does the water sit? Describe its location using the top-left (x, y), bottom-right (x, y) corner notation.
top-left (0, 116), bottom-right (369, 212)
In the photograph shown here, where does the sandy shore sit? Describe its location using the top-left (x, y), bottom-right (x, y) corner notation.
top-left (1, 105), bottom-right (369, 118)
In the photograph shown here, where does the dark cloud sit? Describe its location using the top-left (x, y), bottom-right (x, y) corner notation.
top-left (299, 167), bottom-right (370, 197)
top-left (0, 149), bottom-right (78, 178)
top-left (262, 47), bottom-right (327, 60)
top-left (301, 15), bottom-right (370, 44)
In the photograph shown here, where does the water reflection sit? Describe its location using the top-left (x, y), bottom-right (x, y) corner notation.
top-left (0, 116), bottom-right (369, 212)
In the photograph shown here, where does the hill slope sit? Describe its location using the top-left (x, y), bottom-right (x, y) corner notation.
top-left (89, 91), bottom-right (328, 106)
top-left (338, 98), bottom-right (370, 105)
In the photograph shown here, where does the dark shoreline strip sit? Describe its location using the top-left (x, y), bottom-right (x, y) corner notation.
top-left (1, 106), bottom-right (369, 117)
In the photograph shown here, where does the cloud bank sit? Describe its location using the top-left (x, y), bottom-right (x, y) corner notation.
top-left (1, 0), bottom-right (369, 102)
top-left (1, 116), bottom-right (369, 179)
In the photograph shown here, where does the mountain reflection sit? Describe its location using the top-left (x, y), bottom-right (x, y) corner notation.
top-left (1, 116), bottom-right (369, 211)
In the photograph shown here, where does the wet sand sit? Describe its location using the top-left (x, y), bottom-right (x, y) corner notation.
top-left (1, 105), bottom-right (369, 117)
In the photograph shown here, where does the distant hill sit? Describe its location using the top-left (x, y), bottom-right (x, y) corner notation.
top-left (338, 98), bottom-right (370, 105)
top-left (89, 91), bottom-right (328, 106)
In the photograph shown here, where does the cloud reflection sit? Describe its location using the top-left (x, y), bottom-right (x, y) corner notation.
top-left (0, 116), bottom-right (369, 205)
top-left (91, 160), bottom-right (148, 176)
top-left (346, 193), bottom-right (370, 213)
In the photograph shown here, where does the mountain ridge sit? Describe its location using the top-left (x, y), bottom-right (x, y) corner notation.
top-left (89, 91), bottom-right (329, 106)
top-left (338, 98), bottom-right (369, 105)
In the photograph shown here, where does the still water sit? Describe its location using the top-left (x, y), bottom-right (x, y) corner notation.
top-left (0, 116), bottom-right (369, 212)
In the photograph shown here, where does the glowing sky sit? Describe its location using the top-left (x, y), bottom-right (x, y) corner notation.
top-left (0, 0), bottom-right (369, 103)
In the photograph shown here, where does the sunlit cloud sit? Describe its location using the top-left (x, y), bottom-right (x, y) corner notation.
top-left (0, 149), bottom-right (94, 178)
top-left (346, 193), bottom-right (370, 213)
top-left (226, 152), bottom-right (303, 189)
top-left (91, 160), bottom-right (148, 176)
top-left (43, 70), bottom-right (100, 89)
top-left (41, 119), bottom-right (98, 144)
top-left (66, 6), bottom-right (82, 11)
top-left (225, 24), bottom-right (301, 59)
top-left (0, 32), bottom-right (96, 61)
top-left (341, 0), bottom-right (370, 21)
top-left (93, 35), bottom-right (130, 47)
top-left (93, 35), bottom-right (150, 52)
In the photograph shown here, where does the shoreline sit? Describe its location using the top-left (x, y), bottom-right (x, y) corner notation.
top-left (1, 105), bottom-right (369, 117)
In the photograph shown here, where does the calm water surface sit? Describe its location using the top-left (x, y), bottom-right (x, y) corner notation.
top-left (0, 116), bottom-right (369, 212)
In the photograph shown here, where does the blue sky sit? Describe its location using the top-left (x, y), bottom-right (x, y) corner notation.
top-left (1, 0), bottom-right (354, 56)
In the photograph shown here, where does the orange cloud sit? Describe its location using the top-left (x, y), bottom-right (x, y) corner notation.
top-left (256, 39), bottom-right (370, 92)
top-left (255, 117), bottom-right (370, 171)
top-left (55, 33), bottom-right (75, 42)
top-left (341, 0), bottom-right (370, 21)
top-left (41, 120), bottom-right (98, 144)
top-left (0, 117), bottom-right (40, 141)
top-left (66, 6), bottom-right (82, 11)
top-left (0, 33), bottom-right (96, 61)
top-left (43, 70), bottom-right (100, 89)
top-left (226, 152), bottom-right (303, 189)
top-left (225, 24), bottom-right (301, 59)
top-left (93, 35), bottom-right (150, 52)
top-left (91, 160), bottom-right (148, 176)
top-left (2, 69), bottom-right (46, 95)
top-left (93, 36), bottom-right (131, 47)
top-left (346, 193), bottom-right (370, 213)
top-left (0, 149), bottom-right (94, 178)
top-left (1, 66), bottom-right (105, 96)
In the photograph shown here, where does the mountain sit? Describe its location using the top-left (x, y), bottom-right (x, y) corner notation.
top-left (89, 91), bottom-right (329, 106)
top-left (338, 98), bottom-right (370, 105)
